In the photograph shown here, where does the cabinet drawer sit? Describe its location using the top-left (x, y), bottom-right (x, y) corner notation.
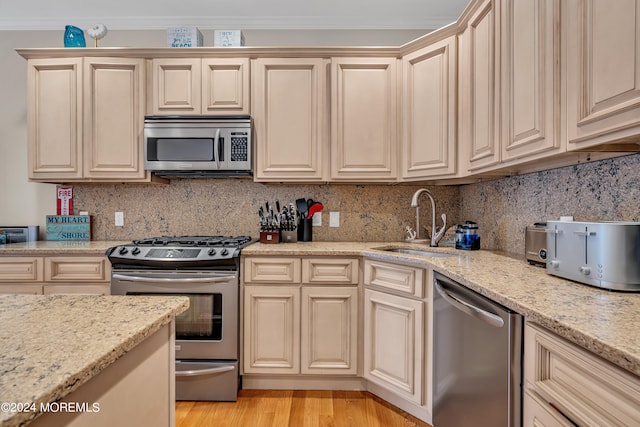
top-left (364, 259), bottom-right (424, 297)
top-left (523, 389), bottom-right (575, 427)
top-left (43, 283), bottom-right (110, 295)
top-left (0, 257), bottom-right (43, 282)
top-left (302, 258), bottom-right (359, 284)
top-left (0, 284), bottom-right (43, 294)
top-left (45, 257), bottom-right (111, 282)
top-left (525, 323), bottom-right (640, 426)
top-left (243, 257), bottom-right (301, 284)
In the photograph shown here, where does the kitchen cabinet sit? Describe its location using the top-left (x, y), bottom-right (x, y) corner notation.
top-left (401, 35), bottom-right (458, 180)
top-left (242, 257), bottom-right (359, 376)
top-left (500, 0), bottom-right (562, 162)
top-left (0, 255), bottom-right (110, 295)
top-left (524, 322), bottom-right (640, 426)
top-left (363, 259), bottom-right (429, 411)
top-left (251, 58), bottom-right (328, 182)
top-left (458, 0), bottom-right (501, 173)
top-left (330, 58), bottom-right (399, 181)
top-left (27, 57), bottom-right (152, 182)
top-left (150, 58), bottom-right (249, 116)
top-left (564, 0), bottom-right (640, 150)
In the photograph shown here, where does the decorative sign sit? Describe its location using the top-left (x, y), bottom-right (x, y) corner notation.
top-left (46, 215), bottom-right (91, 241)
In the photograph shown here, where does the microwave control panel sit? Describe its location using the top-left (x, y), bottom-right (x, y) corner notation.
top-left (230, 132), bottom-right (249, 162)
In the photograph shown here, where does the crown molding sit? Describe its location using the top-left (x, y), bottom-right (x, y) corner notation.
top-left (0, 15), bottom-right (457, 31)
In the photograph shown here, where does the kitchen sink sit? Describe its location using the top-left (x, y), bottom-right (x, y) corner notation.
top-left (378, 247), bottom-right (457, 258)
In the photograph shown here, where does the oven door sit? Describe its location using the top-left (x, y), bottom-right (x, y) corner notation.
top-left (111, 269), bottom-right (238, 360)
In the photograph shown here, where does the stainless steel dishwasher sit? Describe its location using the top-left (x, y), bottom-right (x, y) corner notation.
top-left (433, 272), bottom-right (523, 427)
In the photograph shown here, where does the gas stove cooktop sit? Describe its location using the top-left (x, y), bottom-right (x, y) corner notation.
top-left (106, 235), bottom-right (255, 268)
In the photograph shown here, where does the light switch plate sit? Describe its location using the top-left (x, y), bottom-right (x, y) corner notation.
top-left (330, 211), bottom-right (340, 227)
top-left (115, 212), bottom-right (124, 226)
top-left (312, 212), bottom-right (322, 226)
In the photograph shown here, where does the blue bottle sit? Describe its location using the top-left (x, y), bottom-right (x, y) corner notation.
top-left (64, 26), bottom-right (86, 48)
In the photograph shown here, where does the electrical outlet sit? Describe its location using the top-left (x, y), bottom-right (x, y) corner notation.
top-left (330, 211), bottom-right (340, 227)
top-left (312, 212), bottom-right (322, 226)
top-left (115, 212), bottom-right (124, 226)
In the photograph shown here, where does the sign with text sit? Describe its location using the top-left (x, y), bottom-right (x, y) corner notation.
top-left (46, 215), bottom-right (91, 241)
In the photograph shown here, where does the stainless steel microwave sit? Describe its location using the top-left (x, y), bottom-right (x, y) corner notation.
top-left (143, 116), bottom-right (252, 177)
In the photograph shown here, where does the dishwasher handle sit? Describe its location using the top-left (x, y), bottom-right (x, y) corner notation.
top-left (434, 280), bottom-right (505, 328)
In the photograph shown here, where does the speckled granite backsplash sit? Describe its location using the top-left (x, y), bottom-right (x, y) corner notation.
top-left (459, 153), bottom-right (640, 255)
top-left (72, 182), bottom-right (461, 242)
top-left (72, 153), bottom-right (640, 250)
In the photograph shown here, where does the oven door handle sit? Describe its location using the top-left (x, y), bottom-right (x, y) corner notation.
top-left (175, 365), bottom-right (235, 377)
top-left (112, 273), bottom-right (236, 284)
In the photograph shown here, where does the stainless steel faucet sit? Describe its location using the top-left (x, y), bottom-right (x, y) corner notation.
top-left (410, 188), bottom-right (447, 247)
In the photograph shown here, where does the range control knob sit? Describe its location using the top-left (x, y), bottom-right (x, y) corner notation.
top-left (548, 260), bottom-right (560, 269)
top-left (118, 247), bottom-right (129, 255)
top-left (220, 248), bottom-right (229, 256)
top-left (579, 266), bottom-right (591, 276)
top-left (131, 247), bottom-right (141, 255)
top-left (208, 249), bottom-right (217, 256)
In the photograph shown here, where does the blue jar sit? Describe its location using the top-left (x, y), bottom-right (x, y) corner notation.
top-left (64, 25), bottom-right (86, 48)
top-left (455, 221), bottom-right (480, 250)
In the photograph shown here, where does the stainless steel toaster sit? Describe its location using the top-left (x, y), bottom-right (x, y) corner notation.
top-left (525, 223), bottom-right (548, 266)
top-left (546, 220), bottom-right (640, 292)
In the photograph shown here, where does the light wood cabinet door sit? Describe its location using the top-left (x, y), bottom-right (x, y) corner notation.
top-left (0, 256), bottom-right (43, 282)
top-left (565, 0), bottom-right (640, 150)
top-left (364, 288), bottom-right (424, 404)
top-left (83, 58), bottom-right (146, 179)
top-left (331, 58), bottom-right (398, 181)
top-left (151, 58), bottom-right (201, 115)
top-left (500, 0), bottom-right (562, 162)
top-left (27, 58), bottom-right (83, 180)
top-left (402, 36), bottom-right (458, 180)
top-left (301, 286), bottom-right (358, 375)
top-left (202, 58), bottom-right (250, 115)
top-left (459, 0), bottom-right (501, 173)
top-left (252, 58), bottom-right (327, 181)
top-left (44, 256), bottom-right (111, 282)
top-left (243, 285), bottom-right (300, 374)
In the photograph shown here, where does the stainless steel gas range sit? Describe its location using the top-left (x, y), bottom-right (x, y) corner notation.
top-left (106, 235), bottom-right (254, 401)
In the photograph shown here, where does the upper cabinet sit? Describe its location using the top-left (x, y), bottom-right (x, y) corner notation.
top-left (565, 0), bottom-right (640, 151)
top-left (252, 58), bottom-right (328, 182)
top-left (27, 57), bottom-right (153, 182)
top-left (150, 58), bottom-right (249, 116)
top-left (18, 3), bottom-right (640, 184)
top-left (330, 58), bottom-right (399, 181)
top-left (458, 0), bottom-right (502, 173)
top-left (401, 36), bottom-right (458, 180)
top-left (500, 0), bottom-right (562, 162)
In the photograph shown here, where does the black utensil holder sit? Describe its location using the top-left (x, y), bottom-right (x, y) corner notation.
top-left (298, 218), bottom-right (313, 242)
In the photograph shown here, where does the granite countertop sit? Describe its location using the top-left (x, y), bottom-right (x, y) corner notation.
top-left (0, 294), bottom-right (189, 427)
top-left (0, 240), bottom-right (127, 256)
top-left (243, 241), bottom-right (640, 377)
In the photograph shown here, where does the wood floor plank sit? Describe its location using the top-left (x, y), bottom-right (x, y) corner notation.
top-left (176, 390), bottom-right (432, 427)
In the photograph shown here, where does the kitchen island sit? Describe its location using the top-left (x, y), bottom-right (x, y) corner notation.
top-left (0, 294), bottom-right (189, 427)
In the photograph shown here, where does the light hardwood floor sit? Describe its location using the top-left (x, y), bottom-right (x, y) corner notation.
top-left (176, 390), bottom-right (432, 427)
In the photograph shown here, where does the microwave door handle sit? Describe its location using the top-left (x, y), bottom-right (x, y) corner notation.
top-left (112, 273), bottom-right (235, 284)
top-left (214, 128), bottom-right (221, 169)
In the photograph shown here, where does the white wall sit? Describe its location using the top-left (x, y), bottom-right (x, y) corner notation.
top-left (0, 29), bottom-right (428, 229)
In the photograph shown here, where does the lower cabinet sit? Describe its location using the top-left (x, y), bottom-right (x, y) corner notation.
top-left (524, 322), bottom-right (640, 426)
top-left (0, 255), bottom-right (111, 295)
top-left (364, 288), bottom-right (424, 404)
top-left (242, 256), bottom-right (359, 376)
